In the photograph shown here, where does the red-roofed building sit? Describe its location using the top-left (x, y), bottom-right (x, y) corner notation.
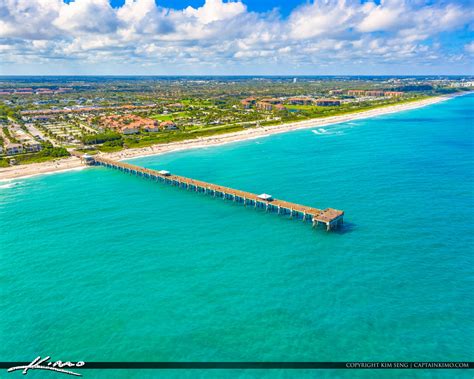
top-left (384, 91), bottom-right (404, 97)
top-left (274, 104), bottom-right (287, 111)
top-left (365, 91), bottom-right (385, 97)
top-left (100, 115), bottom-right (158, 134)
top-left (287, 97), bottom-right (314, 105)
top-left (347, 90), bottom-right (367, 96)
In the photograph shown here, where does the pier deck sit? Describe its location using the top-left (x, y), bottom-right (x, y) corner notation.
top-left (93, 156), bottom-right (344, 231)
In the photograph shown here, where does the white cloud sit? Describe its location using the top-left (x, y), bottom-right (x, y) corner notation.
top-left (0, 0), bottom-right (63, 39)
top-left (0, 0), bottom-right (472, 73)
top-left (357, 2), bottom-right (403, 33)
top-left (289, 0), bottom-right (361, 39)
top-left (53, 0), bottom-right (117, 34)
top-left (183, 0), bottom-right (246, 24)
top-left (465, 42), bottom-right (474, 54)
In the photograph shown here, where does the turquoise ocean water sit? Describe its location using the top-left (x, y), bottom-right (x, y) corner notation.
top-left (1, 95), bottom-right (473, 378)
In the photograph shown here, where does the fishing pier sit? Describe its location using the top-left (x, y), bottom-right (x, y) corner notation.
top-left (84, 155), bottom-right (344, 231)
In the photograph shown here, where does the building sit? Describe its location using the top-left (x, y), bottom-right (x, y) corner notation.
top-left (20, 104), bottom-right (157, 117)
top-left (23, 141), bottom-right (42, 152)
top-left (260, 98), bottom-right (281, 104)
top-left (160, 120), bottom-right (178, 130)
top-left (36, 89), bottom-right (55, 95)
top-left (100, 115), bottom-right (157, 134)
top-left (241, 100), bottom-right (253, 109)
top-left (347, 90), bottom-right (367, 97)
top-left (258, 193), bottom-right (273, 201)
top-left (348, 90), bottom-right (401, 97)
top-left (143, 123), bottom-right (160, 132)
top-left (451, 81), bottom-right (474, 88)
top-left (167, 103), bottom-right (184, 109)
top-left (274, 104), bottom-right (287, 111)
top-left (384, 91), bottom-right (404, 97)
top-left (315, 99), bottom-right (341, 106)
top-left (15, 88), bottom-right (34, 95)
top-left (13, 129), bottom-right (43, 152)
top-left (287, 97), bottom-right (314, 105)
top-left (241, 97), bottom-right (257, 109)
top-left (256, 101), bottom-right (273, 111)
top-left (23, 114), bottom-right (56, 122)
top-left (81, 154), bottom-right (96, 165)
top-left (5, 142), bottom-right (23, 155)
top-left (329, 89), bottom-right (344, 95)
top-left (365, 91), bottom-right (385, 97)
top-left (55, 87), bottom-right (73, 94)
top-left (120, 126), bottom-right (139, 134)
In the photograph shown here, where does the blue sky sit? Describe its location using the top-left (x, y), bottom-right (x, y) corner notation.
top-left (1, 0), bottom-right (473, 75)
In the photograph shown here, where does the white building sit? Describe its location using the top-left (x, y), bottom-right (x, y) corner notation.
top-left (5, 142), bottom-right (23, 155)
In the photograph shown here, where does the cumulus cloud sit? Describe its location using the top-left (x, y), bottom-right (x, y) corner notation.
top-left (0, 0), bottom-right (63, 39)
top-left (53, 0), bottom-right (118, 34)
top-left (183, 0), bottom-right (246, 24)
top-left (357, 2), bottom-right (403, 33)
top-left (0, 0), bottom-right (472, 72)
top-left (466, 42), bottom-right (474, 54)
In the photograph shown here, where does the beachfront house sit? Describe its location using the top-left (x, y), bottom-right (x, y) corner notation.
top-left (241, 100), bottom-right (252, 109)
top-left (120, 125), bottom-right (139, 134)
top-left (365, 91), bottom-right (385, 97)
top-left (256, 101), bottom-right (273, 111)
top-left (24, 141), bottom-right (42, 152)
top-left (160, 121), bottom-right (178, 131)
top-left (143, 122), bottom-right (160, 132)
top-left (288, 97), bottom-right (314, 105)
top-left (274, 104), bottom-right (286, 111)
top-left (81, 154), bottom-right (96, 165)
top-left (315, 99), bottom-right (341, 106)
top-left (5, 142), bottom-right (23, 155)
top-left (384, 91), bottom-right (404, 97)
top-left (241, 97), bottom-right (257, 109)
top-left (14, 129), bottom-right (43, 152)
top-left (347, 90), bottom-right (366, 97)
top-left (100, 114), bottom-right (157, 134)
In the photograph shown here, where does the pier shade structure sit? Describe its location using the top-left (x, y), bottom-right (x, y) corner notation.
top-left (91, 156), bottom-right (344, 231)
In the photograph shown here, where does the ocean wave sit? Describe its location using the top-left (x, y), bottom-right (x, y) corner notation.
top-left (311, 128), bottom-right (344, 136)
top-left (0, 182), bottom-right (19, 189)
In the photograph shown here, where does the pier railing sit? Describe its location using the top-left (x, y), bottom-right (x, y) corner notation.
top-left (92, 156), bottom-right (344, 231)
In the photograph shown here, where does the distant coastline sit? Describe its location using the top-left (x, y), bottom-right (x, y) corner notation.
top-left (0, 91), bottom-right (469, 181)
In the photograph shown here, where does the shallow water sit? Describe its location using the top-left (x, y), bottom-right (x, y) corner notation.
top-left (1, 94), bottom-right (473, 378)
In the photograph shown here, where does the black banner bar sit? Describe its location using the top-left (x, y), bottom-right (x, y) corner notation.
top-left (2, 362), bottom-right (473, 369)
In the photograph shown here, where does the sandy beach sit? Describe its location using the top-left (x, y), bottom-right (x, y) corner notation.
top-left (0, 92), bottom-right (468, 181)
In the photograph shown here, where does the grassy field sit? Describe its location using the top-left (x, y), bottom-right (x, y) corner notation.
top-left (149, 111), bottom-right (189, 121)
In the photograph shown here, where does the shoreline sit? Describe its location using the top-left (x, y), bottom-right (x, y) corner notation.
top-left (0, 92), bottom-right (469, 181)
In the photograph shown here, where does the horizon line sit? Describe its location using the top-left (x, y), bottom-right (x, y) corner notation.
top-left (0, 74), bottom-right (473, 78)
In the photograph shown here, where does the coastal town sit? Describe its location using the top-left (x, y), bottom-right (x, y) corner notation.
top-left (0, 76), bottom-right (472, 168)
